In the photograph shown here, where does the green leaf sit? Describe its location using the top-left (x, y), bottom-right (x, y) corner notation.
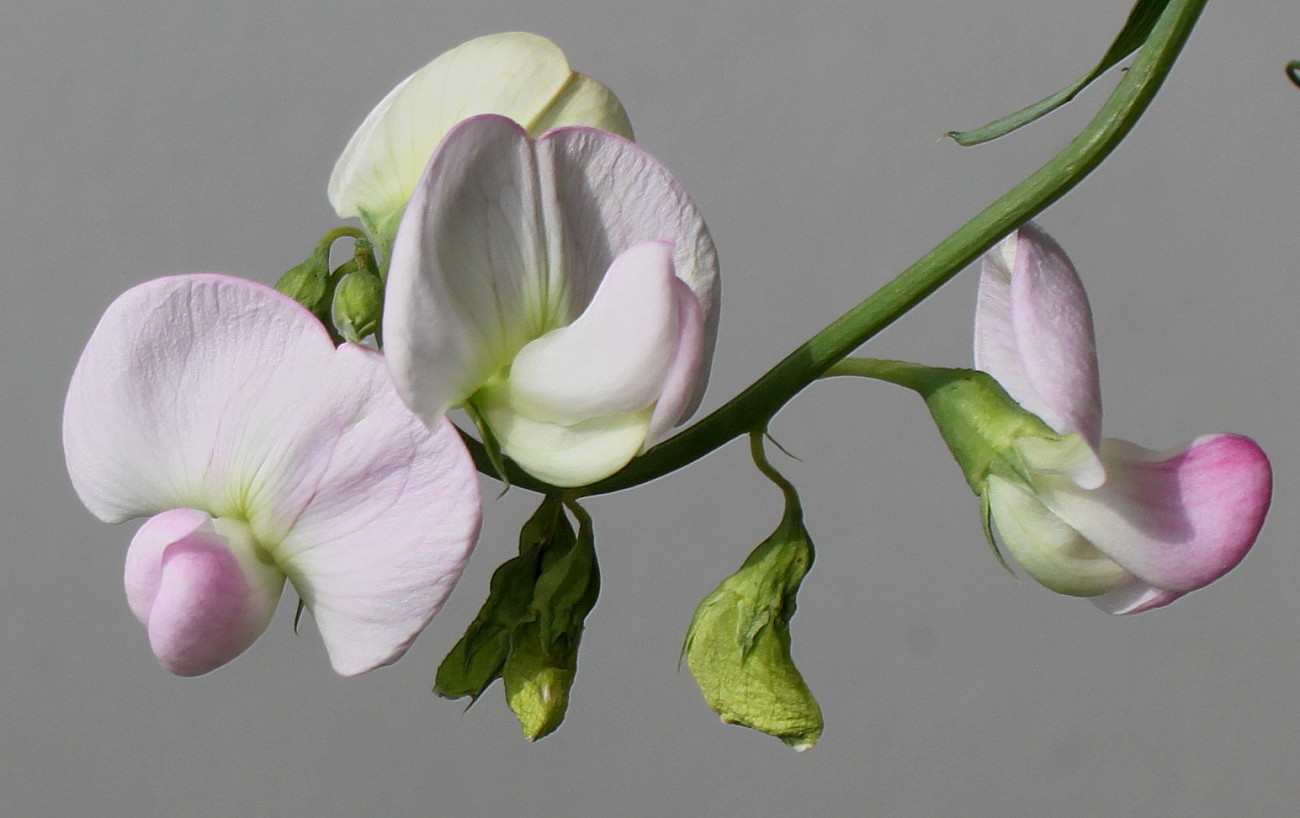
top-left (683, 432), bottom-right (823, 751)
top-left (946, 0), bottom-right (1174, 145)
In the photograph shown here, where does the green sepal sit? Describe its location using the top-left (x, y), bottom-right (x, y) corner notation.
top-left (684, 432), bottom-right (823, 751)
top-left (531, 503), bottom-right (600, 652)
top-left (275, 227), bottom-right (372, 345)
top-left (503, 501), bottom-right (598, 740)
top-left (463, 402), bottom-right (511, 493)
top-left (353, 234), bottom-right (383, 282)
top-left (359, 205), bottom-right (405, 263)
top-left (980, 490), bottom-right (1014, 575)
top-left (909, 367), bottom-right (1060, 494)
top-left (946, 0), bottom-right (1174, 145)
top-left (434, 496), bottom-right (600, 741)
top-left (502, 620), bottom-right (579, 741)
top-left (293, 597), bottom-right (307, 634)
top-left (831, 359), bottom-right (1067, 496)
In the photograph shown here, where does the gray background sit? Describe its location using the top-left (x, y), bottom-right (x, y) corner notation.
top-left (4, 1), bottom-right (1298, 815)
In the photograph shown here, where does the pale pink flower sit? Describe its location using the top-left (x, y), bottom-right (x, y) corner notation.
top-left (64, 275), bottom-right (481, 675)
top-left (976, 223), bottom-right (1271, 613)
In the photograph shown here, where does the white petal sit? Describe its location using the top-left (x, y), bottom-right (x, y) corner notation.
top-left (974, 230), bottom-right (1021, 386)
top-left (540, 126), bottom-right (720, 418)
top-left (986, 475), bottom-right (1131, 597)
top-left (1089, 579), bottom-right (1181, 615)
top-left (476, 385), bottom-right (652, 487)
top-left (532, 73), bottom-right (635, 138)
top-left (466, 241), bottom-right (686, 487)
top-left (1013, 432), bottom-right (1106, 492)
top-left (385, 119), bottom-right (721, 435)
top-left (645, 279), bottom-right (706, 446)
top-left (507, 241), bottom-right (680, 421)
top-left (328, 32), bottom-right (631, 237)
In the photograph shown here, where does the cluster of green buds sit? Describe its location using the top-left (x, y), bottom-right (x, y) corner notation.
top-left (435, 496), bottom-right (600, 741)
top-left (275, 227), bottom-right (385, 346)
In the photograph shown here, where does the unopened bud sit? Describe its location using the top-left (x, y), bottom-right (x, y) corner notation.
top-left (502, 621), bottom-right (578, 741)
top-left (332, 270), bottom-right (384, 344)
top-left (274, 244), bottom-right (332, 320)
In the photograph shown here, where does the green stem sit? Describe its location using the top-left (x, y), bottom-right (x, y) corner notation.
top-left (569, 0), bottom-right (1207, 497)
top-left (320, 225), bottom-right (368, 247)
top-left (750, 429), bottom-right (799, 511)
top-left (822, 358), bottom-right (956, 394)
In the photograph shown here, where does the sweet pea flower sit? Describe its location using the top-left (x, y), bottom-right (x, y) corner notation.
top-left (328, 31), bottom-right (633, 250)
top-left (973, 222), bottom-right (1271, 613)
top-left (64, 275), bottom-right (482, 676)
top-left (383, 114), bottom-right (719, 487)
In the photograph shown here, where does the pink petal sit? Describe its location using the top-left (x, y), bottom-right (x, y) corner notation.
top-left (976, 223), bottom-right (1101, 449)
top-left (1042, 433), bottom-right (1271, 598)
top-left (124, 508), bottom-right (215, 625)
top-left (126, 510), bottom-right (283, 677)
top-left (64, 274), bottom-right (339, 533)
top-left (509, 241), bottom-right (680, 421)
top-left (645, 278), bottom-right (706, 446)
top-left (275, 345), bottom-right (482, 677)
